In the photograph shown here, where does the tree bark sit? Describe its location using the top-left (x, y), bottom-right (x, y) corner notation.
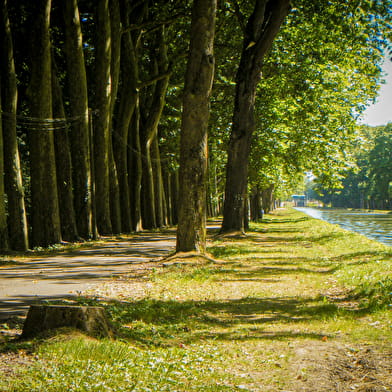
top-left (0, 75), bottom-right (9, 251)
top-left (62, 0), bottom-right (93, 240)
top-left (171, 169), bottom-right (179, 225)
top-left (261, 184), bottom-right (275, 213)
top-left (22, 305), bottom-right (113, 339)
top-left (128, 102), bottom-right (143, 232)
top-left (108, 0), bottom-right (122, 234)
top-left (220, 0), bottom-right (290, 233)
top-left (51, 60), bottom-right (79, 241)
top-left (250, 187), bottom-right (263, 221)
top-left (176, 0), bottom-right (216, 253)
top-left (94, 0), bottom-right (113, 234)
top-left (152, 135), bottom-right (165, 227)
top-left (140, 129), bottom-right (156, 229)
top-left (163, 169), bottom-right (172, 226)
top-left (108, 147), bottom-right (122, 234)
top-left (140, 26), bottom-right (170, 229)
top-left (0, 0), bottom-right (28, 251)
top-left (113, 0), bottom-right (139, 233)
top-left (28, 0), bottom-right (62, 247)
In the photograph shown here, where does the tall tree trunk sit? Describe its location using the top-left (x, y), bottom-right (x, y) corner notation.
top-left (261, 184), bottom-right (275, 213)
top-left (94, 0), bottom-right (112, 234)
top-left (0, 0), bottom-right (28, 250)
top-left (176, 0), bottom-right (216, 253)
top-left (108, 146), bottom-right (121, 233)
top-left (161, 163), bottom-right (168, 227)
top-left (140, 131), bottom-right (156, 229)
top-left (128, 101), bottom-right (143, 232)
top-left (163, 170), bottom-right (172, 226)
top-left (140, 26), bottom-right (170, 229)
top-left (152, 135), bottom-right (164, 227)
top-left (51, 59), bottom-right (78, 241)
top-left (171, 169), bottom-right (179, 225)
top-left (208, 160), bottom-right (219, 217)
top-left (108, 0), bottom-right (122, 234)
top-left (113, 0), bottom-right (139, 233)
top-left (28, 0), bottom-right (62, 247)
top-left (62, 0), bottom-right (93, 239)
top-left (0, 75), bottom-right (9, 251)
top-left (250, 187), bottom-right (263, 221)
top-left (244, 192), bottom-right (249, 231)
top-left (220, 0), bottom-right (290, 233)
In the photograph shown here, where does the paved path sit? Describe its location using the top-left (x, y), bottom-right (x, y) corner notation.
top-left (0, 232), bottom-right (175, 320)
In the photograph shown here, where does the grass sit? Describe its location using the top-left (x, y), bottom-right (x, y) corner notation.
top-left (1, 208), bottom-right (392, 391)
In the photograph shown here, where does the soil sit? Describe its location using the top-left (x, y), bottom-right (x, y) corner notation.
top-left (289, 340), bottom-right (392, 392)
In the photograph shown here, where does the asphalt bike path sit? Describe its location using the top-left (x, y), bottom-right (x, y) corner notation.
top-left (0, 232), bottom-right (176, 320)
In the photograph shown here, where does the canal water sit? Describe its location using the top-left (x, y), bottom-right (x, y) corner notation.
top-left (295, 207), bottom-right (392, 246)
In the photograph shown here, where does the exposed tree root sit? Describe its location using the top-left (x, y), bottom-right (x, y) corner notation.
top-left (157, 251), bottom-right (226, 266)
top-left (215, 230), bottom-right (247, 239)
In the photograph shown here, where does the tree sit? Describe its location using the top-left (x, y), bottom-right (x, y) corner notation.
top-left (311, 124), bottom-right (392, 210)
top-left (140, 26), bottom-right (171, 229)
top-left (51, 59), bottom-right (79, 242)
top-left (108, 0), bottom-right (122, 234)
top-left (0, 74), bottom-right (8, 251)
top-left (112, 0), bottom-right (137, 233)
top-left (220, 0), bottom-right (291, 234)
top-left (219, 0), bottom-right (392, 229)
top-left (1, 0), bottom-right (390, 251)
top-left (27, 0), bottom-right (62, 247)
top-left (0, 0), bottom-right (28, 250)
top-left (93, 0), bottom-right (113, 234)
top-left (176, 0), bottom-right (217, 253)
top-left (368, 124), bottom-right (392, 209)
top-left (62, 0), bottom-right (93, 240)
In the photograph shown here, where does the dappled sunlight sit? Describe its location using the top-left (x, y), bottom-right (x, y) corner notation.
top-left (2, 209), bottom-right (392, 392)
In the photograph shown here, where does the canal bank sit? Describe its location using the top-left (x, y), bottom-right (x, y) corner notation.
top-left (296, 207), bottom-right (392, 246)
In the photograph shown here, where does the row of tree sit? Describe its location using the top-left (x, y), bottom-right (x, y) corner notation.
top-left (0, 0), bottom-right (391, 253)
top-left (311, 123), bottom-right (392, 210)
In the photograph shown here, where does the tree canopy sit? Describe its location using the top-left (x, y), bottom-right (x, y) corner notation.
top-left (0, 0), bottom-right (391, 251)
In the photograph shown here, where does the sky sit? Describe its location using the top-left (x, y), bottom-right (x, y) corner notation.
top-left (360, 54), bottom-right (392, 126)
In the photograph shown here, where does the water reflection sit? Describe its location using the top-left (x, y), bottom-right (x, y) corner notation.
top-left (296, 207), bottom-right (392, 246)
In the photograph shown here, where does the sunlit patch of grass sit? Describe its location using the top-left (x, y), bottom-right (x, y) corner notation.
top-left (336, 253), bottom-right (392, 311)
top-left (2, 208), bottom-right (392, 390)
top-left (1, 335), bottom-right (239, 392)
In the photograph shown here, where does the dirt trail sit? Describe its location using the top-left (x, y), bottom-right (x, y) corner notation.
top-left (0, 231), bottom-right (175, 320)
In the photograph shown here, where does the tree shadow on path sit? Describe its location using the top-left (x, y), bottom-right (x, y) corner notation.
top-left (0, 231), bottom-right (176, 320)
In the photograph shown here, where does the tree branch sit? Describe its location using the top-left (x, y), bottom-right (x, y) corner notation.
top-left (137, 71), bottom-right (172, 90)
top-left (231, 0), bottom-right (246, 34)
top-left (121, 13), bottom-right (185, 34)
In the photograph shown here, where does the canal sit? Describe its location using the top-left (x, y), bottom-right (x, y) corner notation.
top-left (296, 207), bottom-right (392, 246)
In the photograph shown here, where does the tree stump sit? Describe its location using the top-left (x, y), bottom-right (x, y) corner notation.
top-left (21, 305), bottom-right (114, 339)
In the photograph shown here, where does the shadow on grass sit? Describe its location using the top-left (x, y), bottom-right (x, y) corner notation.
top-left (211, 231), bottom-right (352, 250)
top-left (210, 235), bottom-right (390, 261)
top-left (254, 216), bottom-right (311, 224)
top-left (0, 281), bottom-right (385, 352)
top-left (259, 232), bottom-right (348, 244)
top-left (31, 294), bottom-right (360, 348)
top-left (215, 266), bottom-right (338, 281)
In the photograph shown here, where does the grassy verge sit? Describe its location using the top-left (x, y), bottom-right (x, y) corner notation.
top-left (1, 208), bottom-right (392, 391)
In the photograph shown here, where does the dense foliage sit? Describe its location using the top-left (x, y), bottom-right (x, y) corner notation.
top-left (312, 123), bottom-right (392, 210)
top-left (0, 0), bottom-right (391, 251)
